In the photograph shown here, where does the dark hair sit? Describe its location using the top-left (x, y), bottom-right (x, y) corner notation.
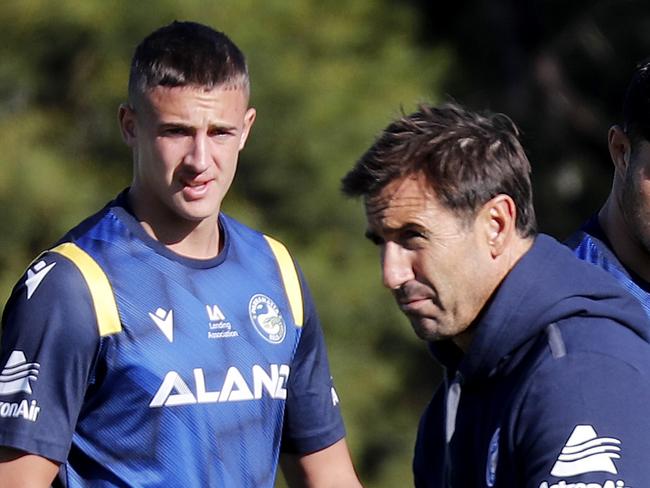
top-left (341, 103), bottom-right (537, 237)
top-left (623, 57), bottom-right (650, 145)
top-left (128, 21), bottom-right (249, 104)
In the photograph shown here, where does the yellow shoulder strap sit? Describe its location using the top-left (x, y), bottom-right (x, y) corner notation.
top-left (264, 235), bottom-right (304, 327)
top-left (50, 242), bottom-right (122, 337)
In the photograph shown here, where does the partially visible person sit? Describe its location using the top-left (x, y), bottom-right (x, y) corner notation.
top-left (566, 58), bottom-right (650, 316)
top-left (342, 102), bottom-right (650, 487)
top-left (0, 21), bottom-right (362, 488)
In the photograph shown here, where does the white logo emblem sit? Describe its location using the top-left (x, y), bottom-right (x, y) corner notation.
top-left (25, 260), bottom-right (56, 299)
top-left (0, 351), bottom-right (40, 395)
top-left (550, 425), bottom-right (621, 477)
top-left (206, 304), bottom-right (225, 322)
top-left (206, 305), bottom-right (238, 339)
top-left (486, 427), bottom-right (500, 487)
top-left (149, 308), bottom-right (174, 342)
top-left (249, 295), bottom-right (286, 344)
top-left (331, 386), bottom-right (340, 406)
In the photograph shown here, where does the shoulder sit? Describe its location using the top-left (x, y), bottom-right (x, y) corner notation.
top-left (527, 318), bottom-right (650, 387)
top-left (515, 319), bottom-right (650, 432)
top-left (222, 214), bottom-right (308, 326)
top-left (3, 241), bottom-right (120, 342)
top-left (508, 321), bottom-right (650, 485)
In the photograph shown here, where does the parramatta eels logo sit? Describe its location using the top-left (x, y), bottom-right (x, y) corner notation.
top-left (249, 294), bottom-right (286, 344)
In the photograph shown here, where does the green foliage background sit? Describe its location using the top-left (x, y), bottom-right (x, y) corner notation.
top-left (2, 1), bottom-right (650, 486)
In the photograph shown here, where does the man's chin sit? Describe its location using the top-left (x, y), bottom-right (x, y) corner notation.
top-left (408, 317), bottom-right (447, 342)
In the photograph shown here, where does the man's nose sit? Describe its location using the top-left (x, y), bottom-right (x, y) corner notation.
top-left (185, 134), bottom-right (209, 172)
top-left (381, 242), bottom-right (415, 290)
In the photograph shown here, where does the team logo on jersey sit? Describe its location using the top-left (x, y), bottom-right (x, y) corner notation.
top-left (486, 427), bottom-right (500, 487)
top-left (0, 351), bottom-right (40, 395)
top-left (538, 425), bottom-right (627, 488)
top-left (249, 294), bottom-right (286, 344)
top-left (25, 260), bottom-right (56, 299)
top-left (149, 308), bottom-right (174, 342)
top-left (206, 304), bottom-right (238, 339)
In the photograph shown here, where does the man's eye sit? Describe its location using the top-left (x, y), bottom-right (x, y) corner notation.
top-left (399, 231), bottom-right (427, 248)
top-left (404, 230), bottom-right (425, 241)
top-left (162, 127), bottom-right (187, 136)
top-left (210, 129), bottom-right (234, 138)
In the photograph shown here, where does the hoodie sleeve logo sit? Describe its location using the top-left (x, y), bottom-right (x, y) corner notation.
top-left (550, 425), bottom-right (621, 477)
top-left (0, 351), bottom-right (40, 395)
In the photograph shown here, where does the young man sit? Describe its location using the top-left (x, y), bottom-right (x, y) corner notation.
top-left (566, 59), bottom-right (650, 316)
top-left (0, 21), bottom-right (361, 487)
top-left (342, 103), bottom-right (650, 487)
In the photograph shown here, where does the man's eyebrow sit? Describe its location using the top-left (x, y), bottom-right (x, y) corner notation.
top-left (366, 222), bottom-right (425, 238)
top-left (208, 122), bottom-right (238, 131)
top-left (158, 121), bottom-right (192, 130)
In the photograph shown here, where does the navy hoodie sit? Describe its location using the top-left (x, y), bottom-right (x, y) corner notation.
top-left (413, 234), bottom-right (650, 488)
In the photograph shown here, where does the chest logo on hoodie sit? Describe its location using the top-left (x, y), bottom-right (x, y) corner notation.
top-left (486, 427), bottom-right (500, 487)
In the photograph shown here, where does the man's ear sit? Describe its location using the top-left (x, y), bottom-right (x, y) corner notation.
top-left (118, 103), bottom-right (137, 146)
top-left (479, 194), bottom-right (517, 258)
top-left (608, 125), bottom-right (632, 177)
top-left (238, 107), bottom-right (256, 151)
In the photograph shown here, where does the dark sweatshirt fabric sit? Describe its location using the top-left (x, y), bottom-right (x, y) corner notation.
top-left (414, 234), bottom-right (650, 488)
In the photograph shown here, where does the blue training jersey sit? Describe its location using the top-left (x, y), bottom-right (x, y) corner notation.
top-left (0, 193), bottom-right (345, 487)
top-left (566, 214), bottom-right (650, 317)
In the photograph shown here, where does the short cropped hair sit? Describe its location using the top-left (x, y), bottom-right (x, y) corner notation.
top-left (128, 21), bottom-right (249, 105)
top-left (341, 103), bottom-right (537, 237)
top-left (623, 57), bottom-right (650, 145)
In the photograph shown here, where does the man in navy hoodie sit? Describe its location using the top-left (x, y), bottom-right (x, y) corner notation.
top-left (342, 102), bottom-right (650, 488)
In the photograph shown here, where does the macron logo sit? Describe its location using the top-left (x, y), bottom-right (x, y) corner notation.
top-left (550, 425), bottom-right (621, 477)
top-left (25, 260), bottom-right (56, 299)
top-left (0, 351), bottom-right (40, 395)
top-left (149, 308), bottom-right (174, 343)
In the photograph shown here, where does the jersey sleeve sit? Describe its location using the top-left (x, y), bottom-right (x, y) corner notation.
top-left (514, 345), bottom-right (650, 488)
top-left (280, 269), bottom-right (346, 454)
top-left (0, 251), bottom-right (101, 463)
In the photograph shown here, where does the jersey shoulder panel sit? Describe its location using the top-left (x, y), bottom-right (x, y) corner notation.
top-left (49, 242), bottom-right (121, 337)
top-left (263, 234), bottom-right (304, 327)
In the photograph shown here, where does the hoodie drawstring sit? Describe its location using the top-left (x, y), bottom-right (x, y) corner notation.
top-left (444, 371), bottom-right (462, 486)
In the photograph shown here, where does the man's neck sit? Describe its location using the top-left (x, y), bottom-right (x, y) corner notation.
top-left (139, 217), bottom-right (221, 259)
top-left (599, 196), bottom-right (650, 283)
top-left (128, 190), bottom-right (222, 260)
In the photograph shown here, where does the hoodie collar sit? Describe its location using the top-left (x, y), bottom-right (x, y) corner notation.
top-left (431, 234), bottom-right (650, 384)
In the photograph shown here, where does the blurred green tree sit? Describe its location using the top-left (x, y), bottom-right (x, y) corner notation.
top-left (5, 1), bottom-right (646, 485)
top-left (0, 1), bottom-right (447, 486)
